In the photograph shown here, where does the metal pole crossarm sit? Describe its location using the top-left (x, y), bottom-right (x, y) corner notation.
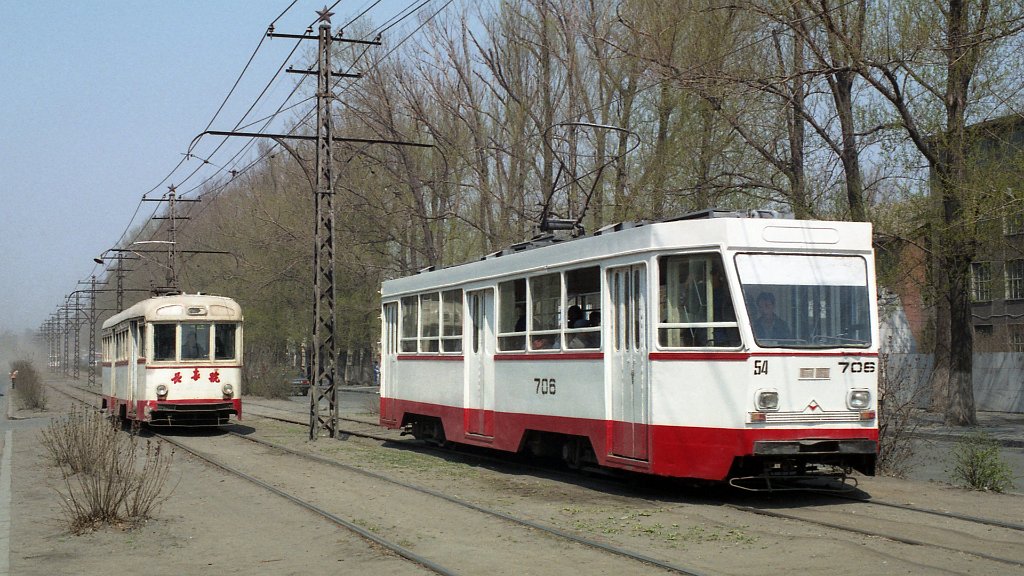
top-left (142, 198), bottom-right (201, 203)
top-left (286, 66), bottom-right (361, 79)
top-left (201, 130), bottom-right (433, 148)
top-left (106, 248), bottom-right (231, 256)
top-left (267, 31), bottom-right (382, 46)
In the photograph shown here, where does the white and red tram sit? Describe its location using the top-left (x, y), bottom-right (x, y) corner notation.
top-left (101, 293), bottom-right (243, 427)
top-left (380, 211), bottom-right (878, 484)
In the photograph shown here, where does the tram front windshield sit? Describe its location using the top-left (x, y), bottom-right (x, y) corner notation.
top-left (735, 254), bottom-right (871, 348)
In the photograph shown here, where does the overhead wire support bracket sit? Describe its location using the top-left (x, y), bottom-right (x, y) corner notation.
top-left (199, 130), bottom-right (433, 149)
top-left (200, 9), bottom-right (430, 443)
top-left (287, 66), bottom-right (361, 79)
top-left (267, 31), bottom-right (382, 46)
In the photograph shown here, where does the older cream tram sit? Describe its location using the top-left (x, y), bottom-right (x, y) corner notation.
top-left (101, 293), bottom-right (243, 426)
top-left (380, 211), bottom-right (878, 485)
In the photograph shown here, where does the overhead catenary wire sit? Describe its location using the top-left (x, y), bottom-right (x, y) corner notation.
top-left (92, 1), bottom-right (307, 279)
top-left (90, 1), bottom-right (459, 294)
top-left (177, 0), bottom-right (452, 206)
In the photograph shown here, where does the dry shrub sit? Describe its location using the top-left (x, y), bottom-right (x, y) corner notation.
top-left (876, 353), bottom-right (927, 477)
top-left (10, 359), bottom-right (46, 410)
top-left (41, 407), bottom-right (176, 533)
top-left (41, 405), bottom-right (118, 474)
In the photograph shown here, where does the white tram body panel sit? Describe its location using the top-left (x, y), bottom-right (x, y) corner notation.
top-left (381, 214), bottom-right (878, 481)
top-left (101, 294), bottom-right (243, 427)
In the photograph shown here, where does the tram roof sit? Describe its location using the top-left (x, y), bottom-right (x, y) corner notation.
top-left (382, 212), bottom-right (873, 297)
top-left (102, 293), bottom-right (243, 330)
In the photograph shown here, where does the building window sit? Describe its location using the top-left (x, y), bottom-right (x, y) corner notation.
top-left (1007, 260), bottom-right (1024, 300)
top-left (1010, 325), bottom-right (1024, 352)
top-left (971, 262), bottom-right (994, 302)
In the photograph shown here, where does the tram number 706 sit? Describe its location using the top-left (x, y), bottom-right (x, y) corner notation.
top-left (839, 361), bottom-right (876, 373)
top-left (534, 378), bottom-right (557, 395)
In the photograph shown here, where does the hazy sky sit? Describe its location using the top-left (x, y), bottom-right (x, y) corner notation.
top-left (0, 0), bottom-right (441, 334)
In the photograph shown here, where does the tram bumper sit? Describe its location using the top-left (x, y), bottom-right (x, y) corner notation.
top-left (749, 438), bottom-right (877, 476)
top-left (149, 402), bottom-right (237, 427)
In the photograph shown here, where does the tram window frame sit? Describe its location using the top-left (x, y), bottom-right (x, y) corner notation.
top-left (657, 253), bottom-right (741, 349)
top-left (528, 273), bottom-right (561, 351)
top-left (214, 323), bottom-right (237, 360)
top-left (400, 296), bottom-right (418, 353)
top-left (496, 267), bottom-right (603, 353)
top-left (441, 289), bottom-right (463, 353)
top-left (419, 293), bottom-right (441, 353)
top-left (181, 323), bottom-right (212, 361)
top-left (498, 279), bottom-right (527, 351)
top-left (153, 323), bottom-right (177, 361)
top-left (736, 253), bottom-right (872, 348)
top-left (565, 266), bottom-right (601, 349)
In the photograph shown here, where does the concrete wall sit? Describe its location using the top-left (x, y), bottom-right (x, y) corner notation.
top-left (885, 353), bottom-right (1024, 413)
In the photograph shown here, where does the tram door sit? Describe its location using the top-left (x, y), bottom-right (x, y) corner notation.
top-left (465, 289), bottom-right (495, 437)
top-left (127, 321), bottom-right (139, 407)
top-left (381, 303), bottom-right (399, 426)
top-left (608, 265), bottom-right (649, 461)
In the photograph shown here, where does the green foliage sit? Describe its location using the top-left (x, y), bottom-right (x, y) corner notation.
top-left (949, 432), bottom-right (1015, 493)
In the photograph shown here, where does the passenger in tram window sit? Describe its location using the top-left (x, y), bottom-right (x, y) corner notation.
top-left (514, 306), bottom-right (526, 332)
top-left (567, 305), bottom-right (588, 328)
top-left (531, 334), bottom-right (557, 350)
top-left (583, 310), bottom-right (602, 348)
top-left (752, 291), bottom-right (791, 340)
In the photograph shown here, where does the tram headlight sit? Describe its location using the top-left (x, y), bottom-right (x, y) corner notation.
top-left (848, 389), bottom-right (871, 410)
top-left (755, 389), bottom-right (779, 411)
top-left (155, 384), bottom-right (168, 399)
top-left (222, 383), bottom-right (234, 397)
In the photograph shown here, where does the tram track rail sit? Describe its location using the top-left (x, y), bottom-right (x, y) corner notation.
top-left (246, 395), bottom-right (1024, 570)
top-left (55, 384), bottom-right (707, 576)
top-left (58, 383), bottom-right (1024, 573)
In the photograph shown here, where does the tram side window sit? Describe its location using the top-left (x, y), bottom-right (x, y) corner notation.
top-left (214, 323), bottom-right (237, 360)
top-left (115, 331), bottom-right (125, 361)
top-left (497, 279), bottom-right (526, 351)
top-left (400, 296), bottom-right (418, 353)
top-left (529, 273), bottom-right (561, 351)
top-left (154, 324), bottom-right (176, 361)
top-left (565, 266), bottom-right (601, 349)
top-left (419, 293), bottom-right (441, 352)
top-left (181, 323), bottom-right (211, 360)
top-left (441, 290), bottom-right (463, 353)
top-left (658, 254), bottom-right (740, 348)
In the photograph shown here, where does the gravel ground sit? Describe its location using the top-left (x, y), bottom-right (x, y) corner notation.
top-left (5, 379), bottom-right (1023, 575)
